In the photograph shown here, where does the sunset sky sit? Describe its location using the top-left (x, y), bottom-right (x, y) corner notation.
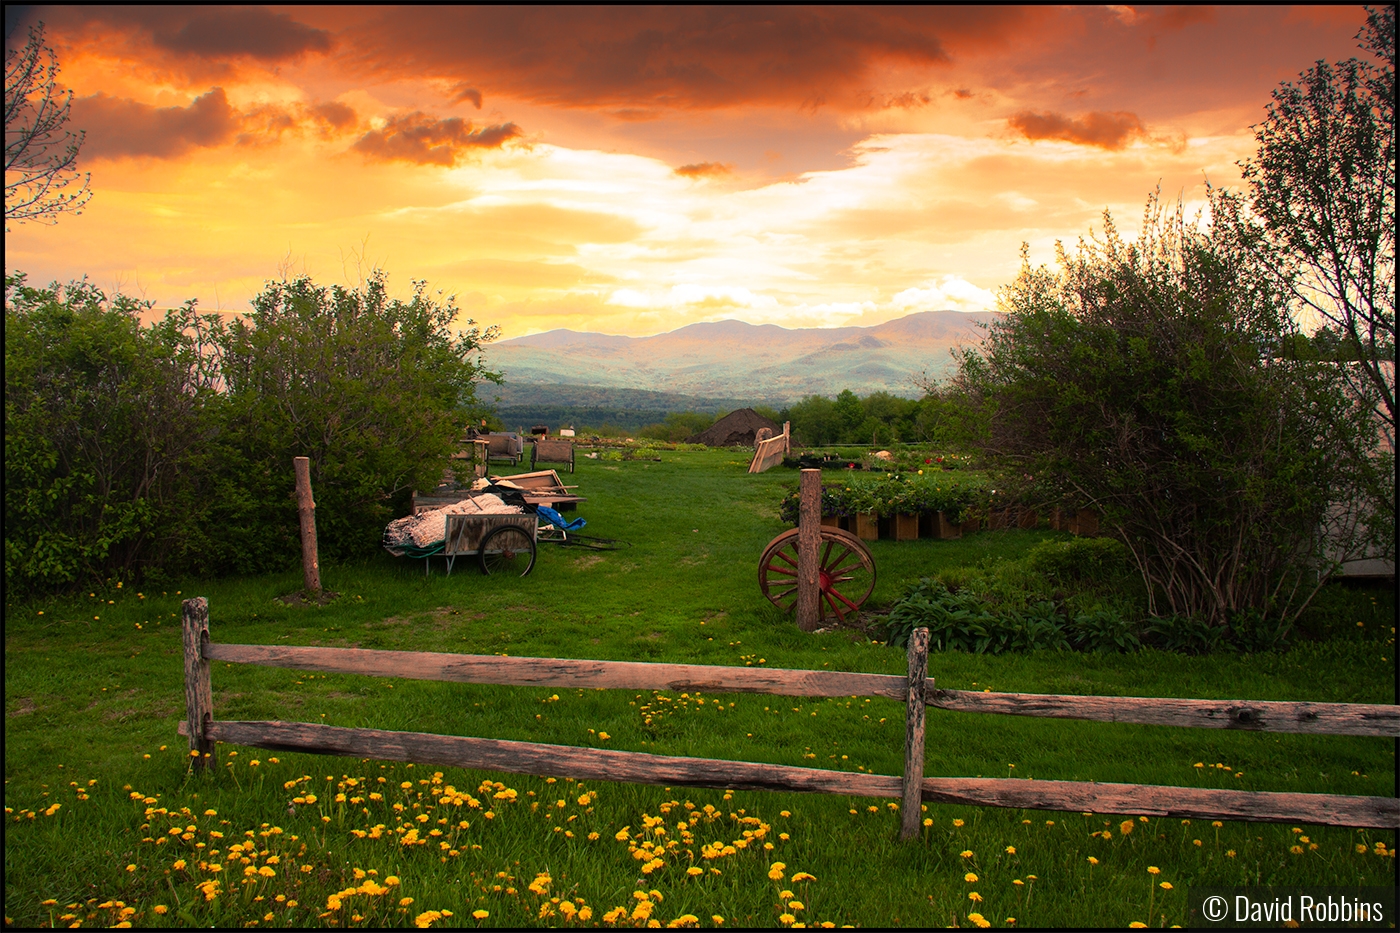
top-left (4, 5), bottom-right (1373, 338)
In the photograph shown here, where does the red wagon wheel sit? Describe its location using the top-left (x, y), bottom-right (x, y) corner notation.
top-left (758, 526), bottom-right (876, 624)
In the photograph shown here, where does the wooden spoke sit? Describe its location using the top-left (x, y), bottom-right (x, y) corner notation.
top-left (759, 527), bottom-right (875, 618)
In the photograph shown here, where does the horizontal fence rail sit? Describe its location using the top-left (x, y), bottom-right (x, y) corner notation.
top-left (202, 642), bottom-right (906, 700)
top-left (180, 598), bottom-right (1400, 832)
top-left (205, 641), bottom-right (1400, 737)
top-left (177, 719), bottom-right (1398, 828)
top-left (924, 689), bottom-right (1400, 738)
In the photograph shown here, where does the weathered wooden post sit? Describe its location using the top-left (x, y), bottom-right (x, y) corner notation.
top-left (796, 468), bottom-right (822, 631)
top-left (293, 456), bottom-right (322, 595)
top-left (900, 626), bottom-right (930, 840)
top-left (182, 597), bottom-right (214, 771)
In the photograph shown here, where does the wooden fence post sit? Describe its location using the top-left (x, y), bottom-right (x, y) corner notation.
top-left (294, 456), bottom-right (322, 595)
top-left (901, 626), bottom-right (930, 840)
top-left (182, 597), bottom-right (214, 771)
top-left (796, 468), bottom-right (822, 632)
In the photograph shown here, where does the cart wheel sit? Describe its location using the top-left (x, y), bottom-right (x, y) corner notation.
top-left (758, 527), bottom-right (875, 624)
top-left (479, 525), bottom-right (537, 576)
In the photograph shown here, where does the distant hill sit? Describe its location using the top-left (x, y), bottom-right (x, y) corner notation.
top-left (485, 384), bottom-right (789, 432)
top-left (482, 310), bottom-right (994, 403)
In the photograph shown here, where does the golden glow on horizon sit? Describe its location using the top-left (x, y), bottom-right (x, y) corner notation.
top-left (4, 5), bottom-right (1371, 338)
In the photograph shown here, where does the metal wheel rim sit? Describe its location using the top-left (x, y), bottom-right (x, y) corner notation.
top-left (758, 526), bottom-right (875, 623)
top-left (479, 526), bottom-right (536, 576)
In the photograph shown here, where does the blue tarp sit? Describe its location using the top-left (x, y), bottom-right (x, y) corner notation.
top-left (535, 505), bottom-right (586, 531)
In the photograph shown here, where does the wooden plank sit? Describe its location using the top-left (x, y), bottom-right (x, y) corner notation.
top-left (895, 513), bottom-right (919, 541)
top-left (855, 513), bottom-right (879, 541)
top-left (936, 511), bottom-right (962, 539)
top-left (203, 642), bottom-right (908, 699)
top-left (182, 598), bottom-right (214, 770)
top-left (748, 434), bottom-right (788, 473)
top-left (900, 628), bottom-right (930, 840)
top-left (176, 719), bottom-right (1400, 828)
top-left (926, 688), bottom-right (1400, 737)
top-left (796, 469), bottom-right (822, 632)
top-left (917, 777), bottom-right (1399, 829)
top-left (188, 719), bottom-right (899, 797)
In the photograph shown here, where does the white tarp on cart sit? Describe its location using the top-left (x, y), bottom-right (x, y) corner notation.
top-left (384, 494), bottom-right (523, 553)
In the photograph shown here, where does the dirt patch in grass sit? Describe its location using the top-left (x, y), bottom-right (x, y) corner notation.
top-left (276, 590), bottom-right (342, 608)
top-left (9, 697), bottom-right (36, 717)
top-left (572, 555), bottom-right (606, 570)
top-left (812, 608), bottom-right (887, 641)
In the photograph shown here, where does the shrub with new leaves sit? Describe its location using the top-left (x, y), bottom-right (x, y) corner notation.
top-left (5, 274), bottom-right (219, 592)
top-left (4, 268), bottom-right (501, 592)
top-left (207, 272), bottom-right (500, 571)
top-left (953, 188), bottom-right (1376, 629)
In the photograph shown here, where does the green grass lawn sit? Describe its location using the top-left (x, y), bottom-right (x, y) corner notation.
top-left (5, 448), bottom-right (1395, 929)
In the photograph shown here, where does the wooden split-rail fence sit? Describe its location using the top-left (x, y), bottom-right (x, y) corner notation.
top-left (179, 598), bottom-right (1400, 836)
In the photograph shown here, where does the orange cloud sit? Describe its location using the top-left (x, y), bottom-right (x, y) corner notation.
top-left (73, 88), bottom-right (241, 160)
top-left (446, 83), bottom-right (484, 109)
top-left (1007, 110), bottom-right (1145, 149)
top-left (674, 162), bottom-right (733, 179)
top-left (306, 101), bottom-right (358, 132)
top-left (13, 5), bottom-right (332, 85)
top-left (71, 90), bottom-right (364, 161)
top-left (351, 114), bottom-right (523, 166)
top-left (323, 6), bottom-right (1036, 112)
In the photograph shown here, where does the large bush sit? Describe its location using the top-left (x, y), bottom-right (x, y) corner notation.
top-left (952, 189), bottom-right (1377, 629)
top-left (4, 269), bottom-right (500, 592)
top-left (5, 275), bottom-right (219, 592)
top-left (206, 272), bottom-right (499, 571)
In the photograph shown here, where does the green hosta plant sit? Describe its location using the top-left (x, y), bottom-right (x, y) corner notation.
top-left (1069, 609), bottom-right (1141, 653)
top-left (885, 579), bottom-right (1004, 653)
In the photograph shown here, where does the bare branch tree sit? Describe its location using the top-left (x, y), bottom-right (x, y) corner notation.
top-left (1239, 6), bottom-right (1395, 443)
top-left (5, 22), bottom-right (92, 230)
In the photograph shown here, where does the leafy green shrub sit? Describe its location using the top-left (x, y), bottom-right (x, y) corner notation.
top-left (1068, 609), bottom-right (1141, 653)
top-left (4, 275), bottom-right (218, 593)
top-left (1025, 537), bottom-right (1132, 586)
top-left (1142, 614), bottom-right (1228, 655)
top-left (1225, 609), bottom-right (1293, 655)
top-left (1003, 601), bottom-right (1073, 652)
top-left (885, 579), bottom-right (1002, 653)
top-left (5, 268), bottom-right (501, 591)
top-left (887, 581), bottom-right (1075, 654)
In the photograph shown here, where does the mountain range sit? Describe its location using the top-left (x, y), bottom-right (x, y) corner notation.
top-left (483, 310), bottom-right (996, 403)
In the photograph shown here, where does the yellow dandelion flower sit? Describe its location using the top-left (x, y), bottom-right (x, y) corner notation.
top-left (1120, 820), bottom-right (1134, 835)
top-left (969, 892), bottom-right (983, 903)
top-left (1005, 845), bottom-right (1016, 854)
top-left (1147, 866), bottom-right (1160, 875)
top-left (952, 819), bottom-right (965, 827)
top-left (965, 872), bottom-right (978, 883)
top-left (473, 910), bottom-right (489, 919)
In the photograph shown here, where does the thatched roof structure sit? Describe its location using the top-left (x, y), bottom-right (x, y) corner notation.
top-left (686, 408), bottom-right (781, 447)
